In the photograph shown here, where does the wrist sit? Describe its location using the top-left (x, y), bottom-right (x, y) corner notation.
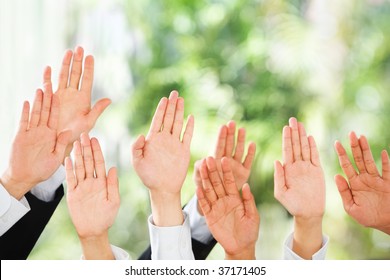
top-left (79, 232), bottom-right (114, 260)
top-left (0, 172), bottom-right (34, 200)
top-left (294, 216), bottom-right (323, 228)
top-left (293, 216), bottom-right (323, 260)
top-left (149, 190), bottom-right (183, 227)
top-left (225, 247), bottom-right (256, 260)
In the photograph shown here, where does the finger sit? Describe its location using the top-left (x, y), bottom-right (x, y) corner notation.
top-left (65, 157), bottom-right (77, 191)
top-left (29, 89), bottom-right (43, 128)
top-left (80, 133), bottom-right (94, 178)
top-left (107, 167), bottom-right (120, 204)
top-left (172, 97), bottom-right (184, 139)
top-left (381, 150), bottom-right (390, 180)
top-left (147, 97), bottom-right (168, 136)
top-left (18, 101), bottom-right (30, 132)
top-left (221, 157), bottom-right (239, 196)
top-left (42, 65), bottom-right (52, 85)
top-left (273, 160), bottom-right (286, 200)
top-left (214, 125), bottom-right (227, 159)
top-left (196, 185), bottom-right (212, 215)
top-left (289, 117), bottom-right (301, 161)
top-left (359, 135), bottom-right (380, 176)
top-left (54, 130), bottom-right (72, 162)
top-left (80, 55), bottom-right (94, 98)
top-left (334, 174), bottom-right (354, 213)
top-left (38, 84), bottom-right (53, 127)
top-left (349, 131), bottom-right (366, 174)
top-left (48, 94), bottom-right (60, 130)
top-left (282, 126), bottom-right (293, 164)
top-left (225, 121), bottom-right (236, 157)
top-left (131, 135), bottom-right (146, 163)
top-left (243, 142), bottom-right (256, 169)
top-left (334, 141), bottom-right (358, 181)
top-left (57, 49), bottom-right (73, 90)
top-left (233, 127), bottom-right (246, 162)
top-left (242, 183), bottom-right (259, 221)
top-left (182, 115), bottom-right (194, 147)
top-left (206, 157), bottom-right (226, 198)
top-left (73, 140), bottom-right (85, 182)
top-left (69, 46), bottom-right (84, 89)
top-left (161, 90), bottom-right (179, 133)
top-left (88, 98), bottom-right (112, 128)
top-left (91, 137), bottom-right (106, 179)
top-left (298, 122), bottom-right (310, 161)
top-left (199, 159), bottom-right (218, 204)
top-left (308, 136), bottom-right (321, 167)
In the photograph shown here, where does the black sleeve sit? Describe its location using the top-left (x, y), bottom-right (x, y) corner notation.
top-left (0, 185), bottom-right (64, 260)
top-left (138, 238), bottom-right (218, 260)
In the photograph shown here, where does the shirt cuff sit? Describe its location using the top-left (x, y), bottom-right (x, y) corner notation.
top-left (30, 166), bottom-right (65, 202)
top-left (81, 244), bottom-right (130, 260)
top-left (111, 244), bottom-right (130, 260)
top-left (284, 232), bottom-right (329, 260)
top-left (0, 183), bottom-right (30, 236)
top-left (183, 195), bottom-right (213, 244)
top-left (148, 211), bottom-right (194, 260)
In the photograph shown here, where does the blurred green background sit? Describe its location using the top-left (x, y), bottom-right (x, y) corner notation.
top-left (1, 0), bottom-right (390, 259)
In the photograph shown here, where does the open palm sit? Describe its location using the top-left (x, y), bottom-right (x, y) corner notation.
top-left (66, 134), bottom-right (120, 238)
top-left (1, 83), bottom-right (70, 199)
top-left (274, 118), bottom-right (325, 219)
top-left (194, 121), bottom-right (256, 214)
top-left (335, 132), bottom-right (390, 233)
top-left (132, 91), bottom-right (194, 194)
top-left (51, 47), bottom-right (111, 143)
top-left (197, 157), bottom-right (259, 259)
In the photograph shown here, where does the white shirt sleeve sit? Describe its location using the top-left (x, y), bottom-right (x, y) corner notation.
top-left (111, 245), bottom-right (130, 260)
top-left (81, 244), bottom-right (130, 260)
top-left (284, 232), bottom-right (329, 260)
top-left (0, 166), bottom-right (65, 236)
top-left (183, 195), bottom-right (214, 244)
top-left (148, 211), bottom-right (194, 260)
top-left (0, 183), bottom-right (30, 236)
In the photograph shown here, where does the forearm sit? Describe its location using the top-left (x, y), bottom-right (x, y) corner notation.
top-left (292, 216), bottom-right (323, 260)
top-left (225, 247), bottom-right (256, 260)
top-left (79, 233), bottom-right (114, 260)
top-left (149, 191), bottom-right (183, 226)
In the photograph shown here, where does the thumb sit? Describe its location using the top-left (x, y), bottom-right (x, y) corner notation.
top-left (334, 174), bottom-right (354, 213)
top-left (273, 160), bottom-right (286, 200)
top-left (242, 183), bottom-right (259, 221)
top-left (88, 98), bottom-right (111, 126)
top-left (131, 135), bottom-right (146, 163)
top-left (55, 130), bottom-right (73, 161)
top-left (193, 160), bottom-right (202, 187)
top-left (107, 167), bottom-right (120, 204)
top-left (196, 185), bottom-right (211, 216)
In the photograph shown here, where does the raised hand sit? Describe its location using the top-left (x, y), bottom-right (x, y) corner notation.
top-left (194, 121), bottom-right (256, 214)
top-left (197, 157), bottom-right (259, 260)
top-left (66, 133), bottom-right (120, 259)
top-left (131, 90), bottom-right (194, 226)
top-left (52, 46), bottom-right (111, 147)
top-left (274, 117), bottom-right (325, 259)
top-left (334, 132), bottom-right (390, 235)
top-left (0, 74), bottom-right (71, 199)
